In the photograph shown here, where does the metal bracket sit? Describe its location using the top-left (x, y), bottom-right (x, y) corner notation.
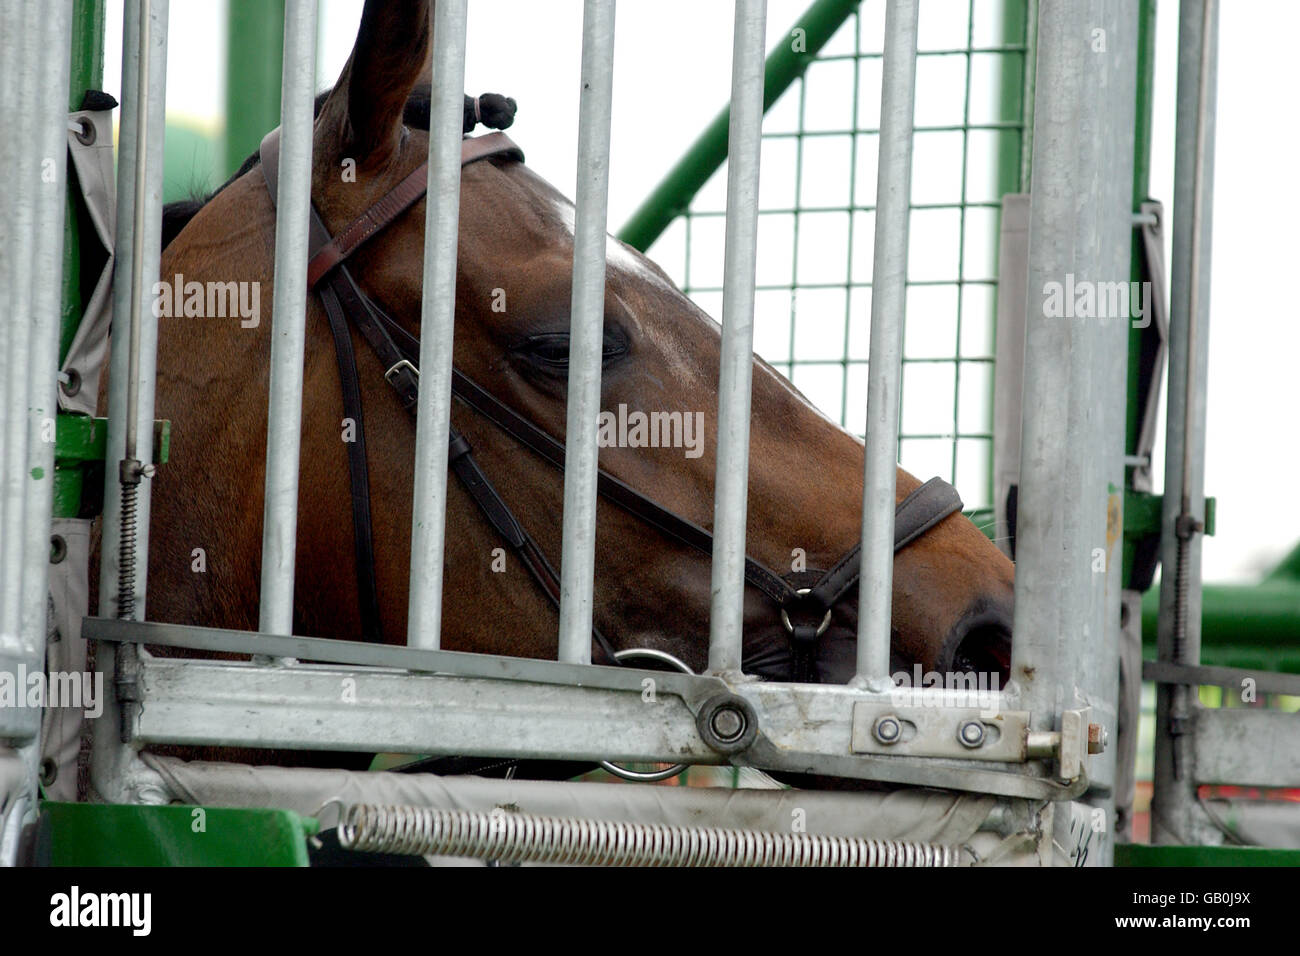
top-left (850, 704), bottom-right (1099, 784)
top-left (850, 704), bottom-right (1028, 763)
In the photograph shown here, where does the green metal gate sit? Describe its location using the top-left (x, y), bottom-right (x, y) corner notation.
top-left (621, 0), bottom-right (1035, 511)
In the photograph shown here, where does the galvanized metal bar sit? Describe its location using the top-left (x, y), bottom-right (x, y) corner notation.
top-left (557, 0), bottom-right (617, 665)
top-left (97, 0), bottom-right (168, 621)
top-left (1009, 0), bottom-right (1089, 731)
top-left (21, 0), bottom-right (75, 677)
top-left (854, 0), bottom-right (918, 687)
top-left (1079, 0), bottom-right (1139, 865)
top-left (258, 0), bottom-right (318, 636)
top-left (0, 0), bottom-right (74, 762)
top-left (407, 0), bottom-right (468, 650)
top-left (1153, 0), bottom-right (1218, 846)
top-left (0, 0), bottom-right (42, 654)
top-left (707, 0), bottom-right (767, 675)
top-left (89, 0), bottom-right (167, 807)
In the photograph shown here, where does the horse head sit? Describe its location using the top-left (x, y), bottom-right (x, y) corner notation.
top-left (150, 0), bottom-right (1014, 695)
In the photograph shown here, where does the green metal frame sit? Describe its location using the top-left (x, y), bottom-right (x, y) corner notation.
top-left (53, 0), bottom-right (109, 521)
top-left (619, 0), bottom-right (861, 253)
top-left (622, 0), bottom-right (1035, 511)
top-left (61, 0), bottom-right (106, 365)
top-left (1117, 842), bottom-right (1300, 867)
top-left (36, 802), bottom-right (317, 867)
top-left (224, 0), bottom-right (286, 179)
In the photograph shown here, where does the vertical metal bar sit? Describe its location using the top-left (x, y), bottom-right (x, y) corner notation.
top-left (854, 0), bottom-right (917, 687)
top-left (1009, 0), bottom-right (1086, 730)
top-left (1082, 0), bottom-right (1139, 866)
top-left (556, 0), bottom-right (617, 665)
top-left (27, 1), bottom-right (76, 644)
top-left (0, 0), bottom-right (42, 651)
top-left (90, 0), bottom-right (167, 807)
top-left (1153, 0), bottom-right (1218, 846)
top-left (17, 0), bottom-right (76, 820)
top-left (119, 0), bottom-right (155, 576)
top-left (707, 0), bottom-right (767, 675)
top-left (407, 0), bottom-right (468, 650)
top-left (258, 0), bottom-right (318, 636)
top-left (97, 0), bottom-right (167, 622)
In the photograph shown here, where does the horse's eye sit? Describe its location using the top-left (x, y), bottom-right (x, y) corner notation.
top-left (518, 331), bottom-right (628, 374)
top-left (525, 334), bottom-right (571, 367)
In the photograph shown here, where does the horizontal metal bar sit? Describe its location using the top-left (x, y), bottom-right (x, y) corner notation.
top-left (759, 121), bottom-right (1027, 138)
top-left (1142, 659), bottom-right (1300, 698)
top-left (1192, 707), bottom-right (1300, 788)
top-left (86, 620), bottom-right (1080, 800)
top-left (82, 618), bottom-right (718, 698)
top-left (683, 279), bottom-right (1002, 293)
top-left (813, 45), bottom-right (1031, 60)
top-left (131, 656), bottom-right (718, 763)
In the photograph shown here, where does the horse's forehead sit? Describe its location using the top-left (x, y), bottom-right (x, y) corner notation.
top-left (540, 197), bottom-right (668, 288)
top-left (463, 161), bottom-right (675, 295)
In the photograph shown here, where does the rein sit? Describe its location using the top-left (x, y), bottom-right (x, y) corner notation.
top-left (257, 126), bottom-right (963, 680)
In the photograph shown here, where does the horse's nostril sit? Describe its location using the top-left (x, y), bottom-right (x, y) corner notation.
top-left (949, 624), bottom-right (1012, 687)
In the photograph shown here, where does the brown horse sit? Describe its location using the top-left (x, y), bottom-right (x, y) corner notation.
top-left (132, 0), bottom-right (1014, 767)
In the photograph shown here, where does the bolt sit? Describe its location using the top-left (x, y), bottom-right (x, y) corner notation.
top-left (1088, 722), bottom-right (1107, 754)
top-left (710, 706), bottom-right (745, 742)
top-left (873, 716), bottom-right (902, 745)
top-left (958, 720), bottom-right (986, 748)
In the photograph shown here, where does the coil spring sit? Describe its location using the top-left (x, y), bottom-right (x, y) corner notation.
top-left (338, 804), bottom-right (963, 867)
top-left (1172, 533), bottom-right (1190, 661)
top-left (117, 480), bottom-right (138, 620)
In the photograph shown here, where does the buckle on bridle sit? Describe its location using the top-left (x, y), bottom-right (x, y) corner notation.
top-left (384, 358), bottom-right (419, 386)
top-left (780, 587), bottom-right (832, 640)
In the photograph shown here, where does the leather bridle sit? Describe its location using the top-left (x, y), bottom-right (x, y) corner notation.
top-left (257, 126), bottom-right (964, 681)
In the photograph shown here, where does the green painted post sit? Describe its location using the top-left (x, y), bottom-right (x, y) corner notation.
top-left (224, 0), bottom-right (286, 178)
top-left (60, 0), bottom-right (106, 366)
top-left (1141, 581), bottom-right (1300, 674)
top-left (617, 0), bottom-right (860, 252)
top-left (1121, 0), bottom-right (1158, 587)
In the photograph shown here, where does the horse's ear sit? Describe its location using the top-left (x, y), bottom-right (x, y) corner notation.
top-left (318, 0), bottom-right (430, 168)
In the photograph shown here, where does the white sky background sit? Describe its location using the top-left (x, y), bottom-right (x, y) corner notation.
top-left (101, 0), bottom-right (1300, 584)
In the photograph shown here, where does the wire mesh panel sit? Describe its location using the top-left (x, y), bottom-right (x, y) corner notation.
top-left (646, 0), bottom-right (1033, 509)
